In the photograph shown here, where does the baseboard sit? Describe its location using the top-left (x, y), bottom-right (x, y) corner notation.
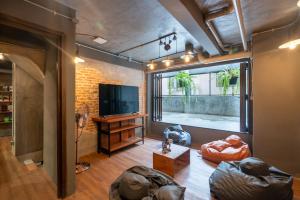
top-left (17, 150), bottom-right (43, 163)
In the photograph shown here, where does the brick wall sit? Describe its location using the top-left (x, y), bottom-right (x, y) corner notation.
top-left (75, 58), bottom-right (145, 156)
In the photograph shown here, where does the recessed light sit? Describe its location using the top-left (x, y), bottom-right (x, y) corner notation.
top-left (93, 37), bottom-right (107, 45)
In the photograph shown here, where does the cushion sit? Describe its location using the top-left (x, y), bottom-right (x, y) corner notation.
top-left (200, 135), bottom-right (251, 164)
top-left (240, 157), bottom-right (270, 177)
top-left (118, 172), bottom-right (150, 200)
top-left (225, 135), bottom-right (242, 146)
top-left (154, 185), bottom-right (185, 200)
top-left (209, 140), bottom-right (231, 152)
top-left (168, 124), bottom-right (183, 132)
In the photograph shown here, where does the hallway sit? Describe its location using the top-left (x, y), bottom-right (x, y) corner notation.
top-left (0, 137), bottom-right (57, 200)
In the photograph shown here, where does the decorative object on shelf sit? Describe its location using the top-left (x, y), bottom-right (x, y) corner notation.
top-left (162, 138), bottom-right (173, 154)
top-left (75, 103), bottom-right (90, 174)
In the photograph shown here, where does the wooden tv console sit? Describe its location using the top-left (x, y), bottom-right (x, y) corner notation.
top-left (92, 114), bottom-right (148, 157)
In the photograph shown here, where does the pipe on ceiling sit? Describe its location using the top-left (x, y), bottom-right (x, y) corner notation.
top-left (23, 0), bottom-right (78, 23)
top-left (205, 5), bottom-right (234, 52)
top-left (232, 0), bottom-right (248, 51)
top-left (75, 43), bottom-right (143, 65)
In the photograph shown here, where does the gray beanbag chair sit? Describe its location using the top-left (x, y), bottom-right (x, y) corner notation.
top-left (163, 125), bottom-right (191, 146)
top-left (110, 166), bottom-right (185, 200)
top-left (209, 157), bottom-right (293, 200)
top-left (118, 172), bottom-right (150, 200)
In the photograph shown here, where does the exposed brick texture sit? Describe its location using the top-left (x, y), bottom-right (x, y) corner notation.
top-left (75, 57), bottom-right (145, 135)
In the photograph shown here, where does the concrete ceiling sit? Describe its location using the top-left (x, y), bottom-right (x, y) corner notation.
top-left (56, 0), bottom-right (299, 62)
top-left (56, 0), bottom-right (200, 62)
top-left (196, 0), bottom-right (299, 46)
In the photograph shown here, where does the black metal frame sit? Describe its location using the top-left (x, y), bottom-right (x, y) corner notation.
top-left (96, 117), bottom-right (145, 157)
top-left (151, 61), bottom-right (253, 134)
top-left (152, 73), bottom-right (162, 121)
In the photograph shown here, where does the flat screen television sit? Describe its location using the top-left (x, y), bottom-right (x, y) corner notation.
top-left (99, 84), bottom-right (139, 116)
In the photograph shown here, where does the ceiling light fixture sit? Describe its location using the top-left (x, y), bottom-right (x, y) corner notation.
top-left (278, 39), bottom-right (300, 50)
top-left (74, 57), bottom-right (85, 63)
top-left (0, 53), bottom-right (4, 60)
top-left (93, 36), bottom-right (107, 45)
top-left (297, 0), bottom-right (300, 7)
top-left (180, 54), bottom-right (194, 62)
top-left (162, 59), bottom-right (174, 67)
top-left (173, 34), bottom-right (177, 41)
top-left (181, 43), bottom-right (194, 62)
top-left (74, 46), bottom-right (85, 64)
top-left (147, 61), bottom-right (156, 70)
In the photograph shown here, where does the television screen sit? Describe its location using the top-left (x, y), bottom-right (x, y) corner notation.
top-left (99, 84), bottom-right (139, 116)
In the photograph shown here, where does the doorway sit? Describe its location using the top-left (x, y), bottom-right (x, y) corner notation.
top-left (0, 21), bottom-right (63, 198)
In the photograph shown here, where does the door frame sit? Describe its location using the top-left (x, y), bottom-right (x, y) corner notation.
top-left (0, 14), bottom-right (67, 198)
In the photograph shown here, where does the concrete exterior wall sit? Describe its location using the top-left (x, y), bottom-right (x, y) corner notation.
top-left (252, 21), bottom-right (300, 176)
top-left (75, 58), bottom-right (145, 157)
top-left (162, 95), bottom-right (240, 116)
top-left (14, 65), bottom-right (43, 161)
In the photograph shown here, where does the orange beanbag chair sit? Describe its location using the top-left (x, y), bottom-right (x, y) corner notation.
top-left (200, 135), bottom-right (251, 164)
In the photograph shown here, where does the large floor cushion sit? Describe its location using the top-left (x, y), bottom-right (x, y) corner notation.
top-left (209, 157), bottom-right (294, 200)
top-left (163, 125), bottom-right (191, 146)
top-left (200, 135), bottom-right (250, 163)
top-left (109, 165), bottom-right (185, 200)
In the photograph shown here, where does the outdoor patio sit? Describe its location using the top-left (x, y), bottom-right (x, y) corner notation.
top-left (162, 112), bottom-right (240, 132)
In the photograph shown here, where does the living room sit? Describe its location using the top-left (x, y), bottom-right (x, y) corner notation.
top-left (0, 0), bottom-right (300, 200)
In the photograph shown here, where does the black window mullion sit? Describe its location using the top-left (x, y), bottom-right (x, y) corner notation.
top-left (152, 73), bottom-right (162, 122)
top-left (240, 62), bottom-right (249, 132)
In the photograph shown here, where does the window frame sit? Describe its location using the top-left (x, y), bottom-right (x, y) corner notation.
top-left (151, 60), bottom-right (252, 134)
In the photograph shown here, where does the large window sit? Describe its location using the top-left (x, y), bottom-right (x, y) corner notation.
top-left (152, 62), bottom-right (251, 132)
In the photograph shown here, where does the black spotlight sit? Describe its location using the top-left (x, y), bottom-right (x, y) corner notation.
top-left (164, 44), bottom-right (171, 51)
top-left (173, 34), bottom-right (177, 41)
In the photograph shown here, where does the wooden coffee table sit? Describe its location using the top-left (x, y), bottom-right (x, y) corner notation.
top-left (153, 144), bottom-right (190, 177)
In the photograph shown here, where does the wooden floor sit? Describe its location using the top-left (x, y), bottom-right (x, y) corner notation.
top-left (67, 138), bottom-right (217, 200)
top-left (0, 136), bottom-right (299, 200)
top-left (0, 136), bottom-right (57, 200)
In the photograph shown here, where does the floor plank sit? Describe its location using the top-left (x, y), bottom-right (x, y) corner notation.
top-left (0, 136), bottom-right (299, 200)
top-left (0, 136), bottom-right (57, 200)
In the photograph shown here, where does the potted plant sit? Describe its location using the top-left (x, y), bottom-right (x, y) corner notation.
top-left (217, 68), bottom-right (240, 96)
top-left (217, 70), bottom-right (231, 96)
top-left (229, 68), bottom-right (239, 85)
top-left (175, 71), bottom-right (193, 96)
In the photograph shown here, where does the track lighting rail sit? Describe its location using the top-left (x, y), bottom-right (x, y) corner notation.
top-left (117, 32), bottom-right (176, 54)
